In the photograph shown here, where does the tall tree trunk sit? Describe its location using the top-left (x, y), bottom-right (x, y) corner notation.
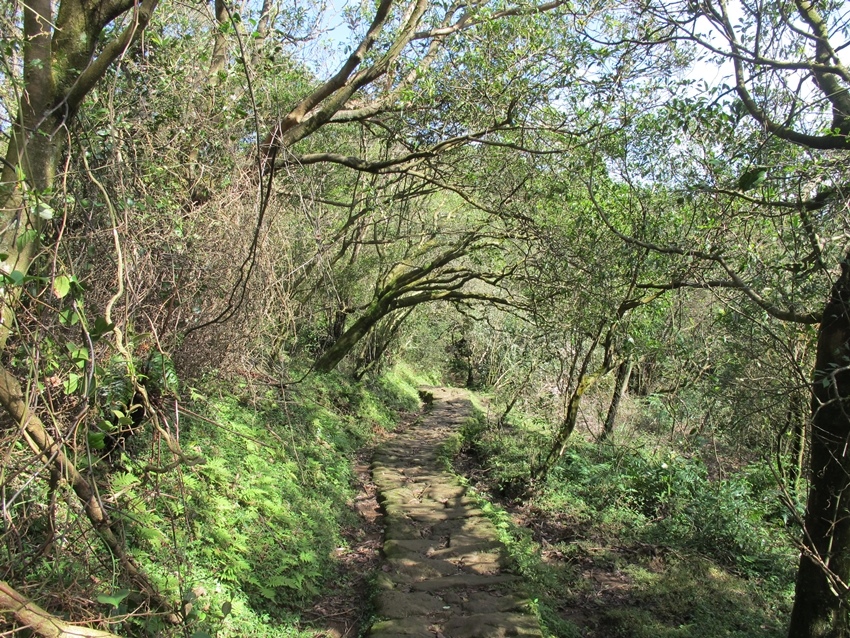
top-left (0, 0), bottom-right (159, 348)
top-left (0, 0), bottom-right (58, 348)
top-left (0, 130), bottom-right (47, 347)
top-left (600, 358), bottom-right (632, 442)
top-left (788, 255), bottom-right (850, 638)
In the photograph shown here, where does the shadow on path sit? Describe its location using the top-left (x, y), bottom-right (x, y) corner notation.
top-left (367, 387), bottom-right (543, 638)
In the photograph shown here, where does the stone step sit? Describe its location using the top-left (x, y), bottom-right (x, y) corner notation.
top-left (366, 387), bottom-right (542, 638)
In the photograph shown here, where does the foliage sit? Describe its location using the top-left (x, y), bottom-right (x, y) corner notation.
top-left (2, 360), bottom-right (420, 636)
top-left (458, 408), bottom-right (796, 637)
top-left (1, 0), bottom-right (848, 632)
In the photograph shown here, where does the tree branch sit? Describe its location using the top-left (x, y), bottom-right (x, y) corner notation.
top-left (412, 0), bottom-right (566, 39)
top-left (717, 0), bottom-right (850, 149)
top-left (62, 0), bottom-right (160, 118)
top-left (588, 178), bottom-right (822, 325)
top-left (0, 366), bottom-right (173, 613)
top-left (637, 279), bottom-right (820, 324)
top-left (0, 581), bottom-right (121, 638)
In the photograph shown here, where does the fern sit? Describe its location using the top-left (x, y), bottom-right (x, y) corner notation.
top-left (145, 351), bottom-right (179, 394)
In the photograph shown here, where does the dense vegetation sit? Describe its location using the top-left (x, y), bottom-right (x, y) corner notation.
top-left (1, 0), bottom-right (850, 636)
top-left (456, 398), bottom-right (797, 637)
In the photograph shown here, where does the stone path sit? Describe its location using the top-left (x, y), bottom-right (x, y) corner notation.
top-left (367, 387), bottom-right (543, 638)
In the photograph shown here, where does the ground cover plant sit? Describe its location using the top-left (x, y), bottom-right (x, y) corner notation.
top-left (1, 362), bottom-right (421, 636)
top-left (456, 403), bottom-right (798, 638)
top-left (2, 0), bottom-right (850, 634)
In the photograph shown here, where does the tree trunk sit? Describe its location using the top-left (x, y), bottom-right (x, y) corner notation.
top-left (314, 301), bottom-right (390, 372)
top-left (788, 255), bottom-right (850, 638)
top-left (0, 105), bottom-right (59, 349)
top-left (0, 0), bottom-right (159, 348)
top-left (600, 358), bottom-right (632, 442)
top-left (787, 390), bottom-right (808, 493)
top-left (534, 369), bottom-right (601, 481)
top-left (353, 309), bottom-right (411, 380)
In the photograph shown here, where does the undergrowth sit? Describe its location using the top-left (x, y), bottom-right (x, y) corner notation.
top-left (455, 407), bottom-right (797, 638)
top-left (94, 364), bottom-right (421, 637)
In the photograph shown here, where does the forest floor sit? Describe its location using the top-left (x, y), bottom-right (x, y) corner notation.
top-left (305, 385), bottom-right (790, 638)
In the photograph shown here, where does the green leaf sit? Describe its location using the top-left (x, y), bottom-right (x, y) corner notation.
top-left (91, 315), bottom-right (116, 339)
top-left (64, 373), bottom-right (80, 394)
top-left (88, 431), bottom-right (106, 450)
top-left (221, 601), bottom-right (232, 617)
top-left (98, 419), bottom-right (116, 433)
top-left (59, 307), bottom-right (80, 326)
top-left (53, 275), bottom-right (71, 299)
top-left (146, 352), bottom-right (179, 393)
top-left (66, 343), bottom-right (89, 365)
top-left (97, 589), bottom-right (130, 608)
top-left (7, 270), bottom-right (24, 286)
top-left (191, 632), bottom-right (213, 638)
top-left (737, 167), bottom-right (767, 191)
top-left (16, 228), bottom-right (38, 251)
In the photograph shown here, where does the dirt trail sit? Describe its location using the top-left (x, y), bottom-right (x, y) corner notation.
top-left (367, 387), bottom-right (543, 638)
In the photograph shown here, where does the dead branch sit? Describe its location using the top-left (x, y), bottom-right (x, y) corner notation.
top-left (0, 581), bottom-right (122, 637)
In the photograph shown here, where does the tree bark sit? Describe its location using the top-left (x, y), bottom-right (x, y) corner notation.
top-left (534, 370), bottom-right (598, 480)
top-left (314, 300), bottom-right (391, 372)
top-left (600, 358), bottom-right (632, 442)
top-left (788, 255), bottom-right (850, 638)
top-left (533, 326), bottom-right (608, 481)
top-left (0, 0), bottom-right (159, 348)
top-left (787, 390), bottom-right (809, 492)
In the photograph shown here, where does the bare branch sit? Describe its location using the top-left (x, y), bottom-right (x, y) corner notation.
top-left (412, 0), bottom-right (566, 39)
top-left (0, 581), bottom-right (122, 638)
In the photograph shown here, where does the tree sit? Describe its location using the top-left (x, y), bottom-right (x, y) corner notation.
top-left (0, 0), bottom-right (159, 346)
top-left (0, 0), bottom-right (588, 625)
top-left (593, 1), bottom-right (850, 634)
top-left (0, 0), bottom-right (173, 617)
top-left (312, 227), bottom-right (523, 372)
